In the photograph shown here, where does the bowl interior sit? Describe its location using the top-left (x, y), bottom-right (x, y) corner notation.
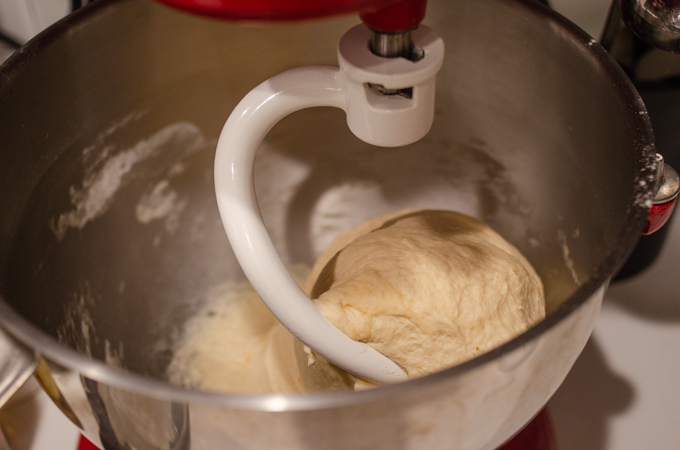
top-left (0, 0), bottom-right (652, 383)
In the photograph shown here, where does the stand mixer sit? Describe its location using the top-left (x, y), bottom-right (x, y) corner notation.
top-left (157, 0), bottom-right (679, 384)
top-left (0, 0), bottom-right (677, 448)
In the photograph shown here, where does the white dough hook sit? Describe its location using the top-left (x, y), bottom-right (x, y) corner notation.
top-left (214, 24), bottom-right (444, 384)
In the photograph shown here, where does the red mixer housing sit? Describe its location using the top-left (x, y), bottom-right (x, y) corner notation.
top-left (155, 0), bottom-right (427, 31)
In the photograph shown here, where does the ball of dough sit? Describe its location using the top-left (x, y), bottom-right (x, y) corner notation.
top-left (308, 209), bottom-right (545, 379)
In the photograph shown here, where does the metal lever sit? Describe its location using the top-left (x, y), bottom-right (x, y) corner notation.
top-left (644, 153), bottom-right (680, 234)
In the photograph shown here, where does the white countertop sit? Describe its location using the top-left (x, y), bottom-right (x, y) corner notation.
top-left (549, 212), bottom-right (680, 449)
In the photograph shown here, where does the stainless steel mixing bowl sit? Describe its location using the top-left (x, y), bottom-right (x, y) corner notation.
top-left (0, 0), bottom-right (657, 448)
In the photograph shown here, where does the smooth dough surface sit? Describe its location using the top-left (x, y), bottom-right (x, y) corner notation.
top-left (307, 209), bottom-right (545, 379)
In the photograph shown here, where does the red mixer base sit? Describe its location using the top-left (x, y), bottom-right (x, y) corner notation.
top-left (77, 408), bottom-right (556, 449)
top-left (498, 408), bottom-right (557, 450)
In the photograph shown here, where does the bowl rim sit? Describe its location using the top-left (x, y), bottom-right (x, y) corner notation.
top-left (0, 0), bottom-right (657, 411)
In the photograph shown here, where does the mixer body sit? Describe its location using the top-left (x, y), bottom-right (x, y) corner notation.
top-left (0, 0), bottom-right (656, 448)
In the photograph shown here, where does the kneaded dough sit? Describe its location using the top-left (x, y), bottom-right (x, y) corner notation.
top-left (307, 209), bottom-right (545, 379)
top-left (168, 209), bottom-right (545, 393)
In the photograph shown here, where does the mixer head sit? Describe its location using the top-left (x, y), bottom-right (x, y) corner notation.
top-left (154, 0), bottom-right (426, 28)
top-left (155, 0), bottom-right (427, 57)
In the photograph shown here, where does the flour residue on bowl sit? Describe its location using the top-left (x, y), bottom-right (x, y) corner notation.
top-left (105, 339), bottom-right (125, 369)
top-left (49, 121), bottom-right (205, 240)
top-left (82, 111), bottom-right (148, 160)
top-left (557, 230), bottom-right (580, 286)
top-left (135, 179), bottom-right (188, 233)
top-left (632, 144), bottom-right (659, 210)
top-left (57, 282), bottom-right (97, 358)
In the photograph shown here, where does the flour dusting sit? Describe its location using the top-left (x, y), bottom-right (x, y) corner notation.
top-left (135, 180), bottom-right (188, 233)
top-left (50, 122), bottom-right (205, 240)
top-left (81, 111), bottom-right (148, 161)
top-left (104, 339), bottom-right (125, 368)
top-left (57, 283), bottom-right (97, 358)
top-left (557, 230), bottom-right (580, 286)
